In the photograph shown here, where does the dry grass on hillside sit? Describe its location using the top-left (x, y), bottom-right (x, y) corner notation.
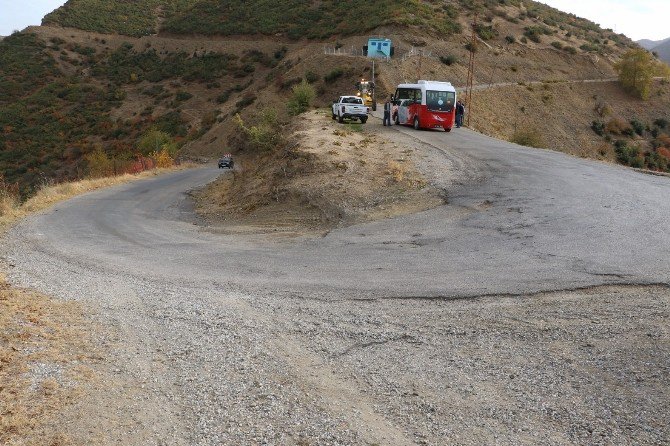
top-left (470, 79), bottom-right (670, 161)
top-left (0, 275), bottom-right (101, 446)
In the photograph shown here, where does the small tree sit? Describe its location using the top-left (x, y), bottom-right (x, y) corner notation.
top-left (85, 148), bottom-right (113, 178)
top-left (138, 129), bottom-right (178, 156)
top-left (234, 109), bottom-right (284, 153)
top-left (615, 49), bottom-right (670, 100)
top-left (287, 79), bottom-right (315, 116)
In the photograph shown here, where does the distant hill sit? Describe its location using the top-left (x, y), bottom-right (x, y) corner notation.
top-left (638, 39), bottom-right (664, 50)
top-left (637, 37), bottom-right (670, 63)
top-left (652, 40), bottom-right (670, 63)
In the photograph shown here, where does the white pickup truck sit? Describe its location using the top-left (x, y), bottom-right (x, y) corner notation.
top-left (332, 96), bottom-right (369, 124)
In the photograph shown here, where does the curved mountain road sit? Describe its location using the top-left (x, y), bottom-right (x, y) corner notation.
top-left (7, 128), bottom-right (670, 298)
top-left (4, 126), bottom-right (670, 445)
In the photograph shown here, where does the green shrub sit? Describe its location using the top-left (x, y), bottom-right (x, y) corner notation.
top-left (137, 129), bottom-right (177, 156)
top-left (287, 80), bottom-right (315, 116)
top-left (614, 140), bottom-right (641, 166)
top-left (551, 41), bottom-right (563, 50)
top-left (654, 118), bottom-right (668, 129)
top-left (324, 68), bottom-right (344, 83)
top-left (439, 55), bottom-right (458, 66)
top-left (235, 93), bottom-right (257, 112)
top-left (580, 43), bottom-right (599, 52)
top-left (216, 91), bottom-right (231, 104)
top-left (510, 127), bottom-right (545, 148)
top-left (175, 90), bottom-right (193, 101)
top-left (505, 35), bottom-right (516, 44)
top-left (476, 25), bottom-right (498, 41)
top-left (630, 119), bottom-right (645, 136)
top-left (591, 121), bottom-right (605, 136)
top-left (305, 70), bottom-right (319, 84)
top-left (233, 108), bottom-right (283, 153)
top-left (524, 26), bottom-right (551, 43)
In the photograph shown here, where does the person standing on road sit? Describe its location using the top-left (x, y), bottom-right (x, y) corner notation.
top-left (455, 100), bottom-right (465, 128)
top-left (383, 96), bottom-right (392, 126)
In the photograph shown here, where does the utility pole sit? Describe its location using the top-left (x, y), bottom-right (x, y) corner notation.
top-left (417, 50), bottom-right (423, 80)
top-left (465, 12), bottom-right (478, 127)
top-left (371, 59), bottom-right (377, 111)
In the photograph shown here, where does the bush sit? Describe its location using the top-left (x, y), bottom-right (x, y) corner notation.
top-left (305, 70), bottom-right (319, 84)
top-left (524, 26), bottom-right (550, 43)
top-left (551, 41), bottom-right (563, 49)
top-left (591, 121), bottom-right (605, 136)
top-left (216, 91), bottom-right (231, 104)
top-left (614, 140), bottom-right (641, 166)
top-left (85, 148), bottom-right (113, 178)
top-left (605, 117), bottom-right (633, 135)
top-left (287, 80), bottom-right (315, 116)
top-left (439, 55), bottom-right (458, 66)
top-left (175, 90), bottom-right (193, 102)
top-left (580, 43), bottom-right (599, 52)
top-left (505, 35), bottom-right (516, 44)
top-left (476, 25), bottom-right (498, 41)
top-left (150, 148), bottom-right (175, 168)
top-left (235, 93), bottom-right (257, 112)
top-left (630, 119), bottom-right (645, 136)
top-left (137, 129), bottom-right (177, 156)
top-left (510, 126), bottom-right (545, 148)
top-left (324, 68), bottom-right (344, 83)
top-left (654, 118), bottom-right (668, 129)
top-left (233, 109), bottom-right (284, 153)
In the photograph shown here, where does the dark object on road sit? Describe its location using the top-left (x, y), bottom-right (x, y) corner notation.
top-left (218, 154), bottom-right (234, 169)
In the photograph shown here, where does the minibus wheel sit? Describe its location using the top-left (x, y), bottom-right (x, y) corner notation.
top-left (413, 117), bottom-right (420, 130)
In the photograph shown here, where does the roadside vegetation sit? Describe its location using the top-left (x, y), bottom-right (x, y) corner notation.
top-left (615, 48), bottom-right (670, 100)
top-left (590, 115), bottom-right (670, 171)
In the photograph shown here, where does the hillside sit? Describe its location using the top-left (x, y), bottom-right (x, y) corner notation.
top-left (1, 0), bottom-right (665, 200)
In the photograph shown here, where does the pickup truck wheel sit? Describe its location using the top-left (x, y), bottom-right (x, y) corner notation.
top-left (338, 114), bottom-right (344, 124)
top-left (413, 116), bottom-right (420, 130)
top-left (360, 117), bottom-right (367, 124)
top-left (332, 113), bottom-right (337, 120)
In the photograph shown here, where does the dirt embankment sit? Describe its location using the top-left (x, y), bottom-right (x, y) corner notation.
top-left (194, 111), bottom-right (445, 235)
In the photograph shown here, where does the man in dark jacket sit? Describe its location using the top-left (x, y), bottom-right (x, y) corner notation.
top-left (383, 96), bottom-right (392, 126)
top-left (455, 100), bottom-right (465, 128)
top-left (456, 100), bottom-right (465, 128)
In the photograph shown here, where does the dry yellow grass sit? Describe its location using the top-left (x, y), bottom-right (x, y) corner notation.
top-left (0, 273), bottom-right (101, 445)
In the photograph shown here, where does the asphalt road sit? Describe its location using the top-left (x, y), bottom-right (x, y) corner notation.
top-left (4, 125), bottom-right (670, 445)
top-left (6, 127), bottom-right (670, 298)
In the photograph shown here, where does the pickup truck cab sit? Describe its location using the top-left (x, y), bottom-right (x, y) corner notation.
top-left (332, 96), bottom-right (370, 124)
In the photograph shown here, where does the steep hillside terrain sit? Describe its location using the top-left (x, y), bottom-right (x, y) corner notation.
top-left (1, 0), bottom-right (666, 200)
